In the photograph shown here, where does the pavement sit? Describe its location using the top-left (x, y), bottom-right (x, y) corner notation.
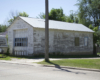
top-left (1, 62), bottom-right (100, 80)
top-left (0, 57), bottom-right (100, 72)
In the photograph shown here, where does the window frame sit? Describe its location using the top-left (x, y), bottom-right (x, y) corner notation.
top-left (14, 38), bottom-right (28, 47)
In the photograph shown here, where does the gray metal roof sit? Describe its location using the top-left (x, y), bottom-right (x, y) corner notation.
top-left (0, 31), bottom-right (7, 35)
top-left (20, 16), bottom-right (94, 33)
top-left (0, 35), bottom-right (6, 37)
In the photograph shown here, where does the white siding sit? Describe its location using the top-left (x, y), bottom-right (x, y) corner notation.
top-left (8, 17), bottom-right (33, 56)
top-left (33, 28), bottom-right (93, 55)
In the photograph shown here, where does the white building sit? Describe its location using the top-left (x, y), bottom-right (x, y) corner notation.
top-left (7, 16), bottom-right (94, 56)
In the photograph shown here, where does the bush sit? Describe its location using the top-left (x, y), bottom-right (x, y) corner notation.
top-left (6, 47), bottom-right (10, 55)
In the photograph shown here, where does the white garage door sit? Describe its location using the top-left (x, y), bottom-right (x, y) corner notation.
top-left (14, 29), bottom-right (28, 56)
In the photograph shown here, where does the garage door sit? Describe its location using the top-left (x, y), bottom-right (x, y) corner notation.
top-left (14, 29), bottom-right (28, 56)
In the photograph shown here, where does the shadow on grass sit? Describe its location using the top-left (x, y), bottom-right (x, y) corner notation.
top-left (46, 61), bottom-right (86, 74)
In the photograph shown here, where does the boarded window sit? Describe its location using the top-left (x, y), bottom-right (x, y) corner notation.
top-left (14, 38), bottom-right (28, 47)
top-left (84, 37), bottom-right (88, 46)
top-left (75, 37), bottom-right (79, 46)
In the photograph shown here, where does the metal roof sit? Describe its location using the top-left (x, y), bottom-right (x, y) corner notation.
top-left (0, 31), bottom-right (7, 35)
top-left (0, 35), bottom-right (6, 37)
top-left (20, 16), bottom-right (94, 33)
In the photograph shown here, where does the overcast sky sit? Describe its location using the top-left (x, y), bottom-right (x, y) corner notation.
top-left (0, 0), bottom-right (78, 24)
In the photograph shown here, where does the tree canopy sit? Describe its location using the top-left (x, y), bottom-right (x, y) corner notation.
top-left (0, 11), bottom-right (29, 32)
top-left (0, 25), bottom-right (7, 32)
top-left (8, 12), bottom-right (29, 25)
top-left (49, 8), bottom-right (66, 21)
top-left (37, 8), bottom-right (79, 23)
top-left (76, 0), bottom-right (100, 27)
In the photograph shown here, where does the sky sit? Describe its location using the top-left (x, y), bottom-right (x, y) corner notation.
top-left (0, 0), bottom-right (78, 24)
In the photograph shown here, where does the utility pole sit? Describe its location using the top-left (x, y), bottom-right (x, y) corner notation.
top-left (45, 0), bottom-right (49, 62)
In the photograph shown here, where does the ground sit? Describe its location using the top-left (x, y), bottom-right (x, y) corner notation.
top-left (38, 59), bottom-right (100, 69)
top-left (0, 56), bottom-right (100, 80)
top-left (0, 62), bottom-right (100, 80)
top-left (0, 54), bottom-right (100, 69)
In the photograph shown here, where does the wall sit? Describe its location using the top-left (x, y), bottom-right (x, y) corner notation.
top-left (7, 18), bottom-right (93, 56)
top-left (8, 17), bottom-right (33, 56)
top-left (33, 28), bottom-right (93, 55)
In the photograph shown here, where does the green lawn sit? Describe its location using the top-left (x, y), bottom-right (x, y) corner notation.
top-left (0, 54), bottom-right (100, 60)
top-left (38, 59), bottom-right (100, 69)
top-left (97, 53), bottom-right (100, 55)
top-left (0, 54), bottom-right (22, 60)
top-left (0, 54), bottom-right (11, 60)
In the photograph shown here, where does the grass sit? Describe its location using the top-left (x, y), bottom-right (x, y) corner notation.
top-left (0, 54), bottom-right (100, 69)
top-left (37, 59), bottom-right (100, 69)
top-left (97, 53), bottom-right (100, 55)
top-left (0, 54), bottom-right (22, 60)
top-left (0, 54), bottom-right (11, 60)
top-left (0, 54), bottom-right (100, 60)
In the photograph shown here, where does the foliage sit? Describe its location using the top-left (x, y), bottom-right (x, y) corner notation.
top-left (76, 0), bottom-right (100, 27)
top-left (93, 26), bottom-right (100, 45)
top-left (66, 11), bottom-right (79, 23)
top-left (76, 0), bottom-right (100, 46)
top-left (0, 25), bottom-right (7, 32)
top-left (37, 8), bottom-right (79, 23)
top-left (0, 54), bottom-right (11, 60)
top-left (37, 12), bottom-right (45, 19)
top-left (19, 12), bottom-right (29, 17)
top-left (95, 30), bottom-right (100, 46)
top-left (89, 24), bottom-right (94, 29)
top-left (0, 11), bottom-right (29, 32)
top-left (5, 47), bottom-right (10, 55)
top-left (49, 8), bottom-right (66, 21)
top-left (8, 12), bottom-right (29, 25)
top-left (89, 25), bottom-right (100, 46)
top-left (37, 8), bottom-right (66, 22)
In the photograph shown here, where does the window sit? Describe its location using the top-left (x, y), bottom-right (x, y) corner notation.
top-left (14, 38), bottom-right (28, 47)
top-left (84, 37), bottom-right (88, 46)
top-left (75, 37), bottom-right (79, 46)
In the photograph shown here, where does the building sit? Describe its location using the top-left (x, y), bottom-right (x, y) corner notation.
top-left (7, 16), bottom-right (94, 56)
top-left (0, 35), bottom-right (8, 53)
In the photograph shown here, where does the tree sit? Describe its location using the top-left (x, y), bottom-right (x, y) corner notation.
top-left (37, 8), bottom-right (66, 22)
top-left (96, 30), bottom-right (100, 46)
top-left (8, 11), bottom-right (29, 25)
top-left (0, 25), bottom-right (7, 32)
top-left (19, 12), bottom-right (29, 17)
top-left (49, 8), bottom-right (66, 21)
top-left (66, 10), bottom-right (79, 23)
top-left (37, 12), bottom-right (45, 19)
top-left (89, 24), bottom-right (94, 29)
top-left (88, 25), bottom-right (99, 54)
top-left (76, 0), bottom-right (100, 27)
top-left (0, 25), bottom-right (2, 32)
top-left (0, 11), bottom-right (29, 32)
top-left (76, 0), bottom-right (100, 54)
top-left (37, 9), bottom-right (79, 23)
